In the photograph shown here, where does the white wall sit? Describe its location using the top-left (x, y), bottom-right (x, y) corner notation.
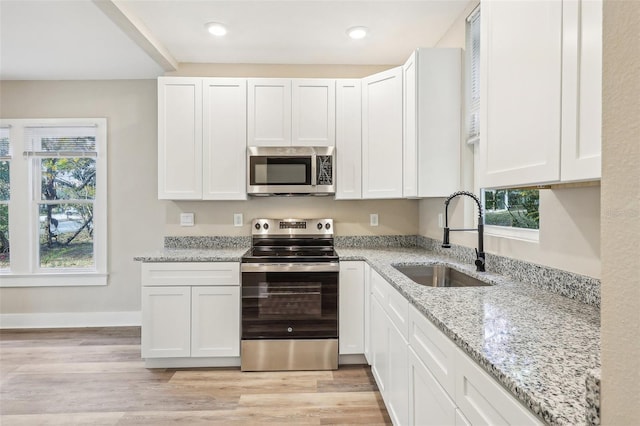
top-left (418, 0), bottom-right (601, 279)
top-left (601, 0), bottom-right (640, 422)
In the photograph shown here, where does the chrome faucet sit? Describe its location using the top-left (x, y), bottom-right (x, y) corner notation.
top-left (442, 191), bottom-right (485, 272)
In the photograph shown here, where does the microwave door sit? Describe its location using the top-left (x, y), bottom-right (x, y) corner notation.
top-left (311, 153), bottom-right (317, 189)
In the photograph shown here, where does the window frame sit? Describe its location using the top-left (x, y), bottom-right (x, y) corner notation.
top-left (0, 118), bottom-right (107, 287)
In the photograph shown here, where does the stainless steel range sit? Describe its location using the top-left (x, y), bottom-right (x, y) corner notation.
top-left (241, 218), bottom-right (339, 371)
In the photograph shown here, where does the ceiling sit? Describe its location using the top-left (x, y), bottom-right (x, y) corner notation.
top-left (0, 0), bottom-right (469, 80)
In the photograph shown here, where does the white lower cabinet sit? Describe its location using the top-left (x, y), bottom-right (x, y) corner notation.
top-left (408, 346), bottom-right (457, 426)
top-left (339, 261), bottom-right (365, 355)
top-left (365, 268), bottom-right (542, 426)
top-left (141, 262), bottom-right (240, 364)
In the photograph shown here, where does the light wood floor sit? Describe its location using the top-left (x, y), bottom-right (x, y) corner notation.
top-left (0, 327), bottom-right (391, 425)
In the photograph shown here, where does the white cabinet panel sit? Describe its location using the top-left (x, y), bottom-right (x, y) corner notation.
top-left (403, 49), bottom-right (461, 198)
top-left (141, 286), bottom-right (191, 358)
top-left (408, 304), bottom-right (456, 397)
top-left (363, 263), bottom-right (372, 364)
top-left (455, 346), bottom-right (542, 425)
top-left (202, 78), bottom-right (247, 200)
top-left (387, 319), bottom-right (409, 426)
top-left (387, 282), bottom-right (409, 341)
top-left (339, 261), bottom-right (365, 355)
top-left (141, 262), bottom-right (240, 287)
top-left (191, 286), bottom-right (240, 357)
top-left (370, 296), bottom-right (389, 394)
top-left (335, 79), bottom-right (362, 199)
top-left (158, 77), bottom-right (203, 199)
top-left (248, 79), bottom-right (292, 146)
top-left (480, 0), bottom-right (563, 188)
top-left (561, 0), bottom-right (602, 181)
top-left (292, 79), bottom-right (335, 146)
top-left (409, 347), bottom-right (457, 426)
top-left (362, 67), bottom-right (403, 199)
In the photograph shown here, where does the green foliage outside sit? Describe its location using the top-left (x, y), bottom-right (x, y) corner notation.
top-left (484, 189), bottom-right (539, 229)
top-left (0, 160), bottom-right (9, 268)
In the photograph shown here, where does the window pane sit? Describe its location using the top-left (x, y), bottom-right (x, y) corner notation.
top-left (0, 160), bottom-right (8, 201)
top-left (41, 158), bottom-right (96, 201)
top-left (0, 204), bottom-right (8, 269)
top-left (484, 189), bottom-right (539, 229)
top-left (39, 203), bottom-right (94, 269)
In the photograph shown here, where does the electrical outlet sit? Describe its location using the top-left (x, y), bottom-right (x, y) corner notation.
top-left (438, 213), bottom-right (444, 228)
top-left (233, 213), bottom-right (243, 227)
top-left (180, 213), bottom-right (194, 227)
top-left (370, 213), bottom-right (379, 227)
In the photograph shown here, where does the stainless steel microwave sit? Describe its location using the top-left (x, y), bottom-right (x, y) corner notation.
top-left (247, 146), bottom-right (335, 196)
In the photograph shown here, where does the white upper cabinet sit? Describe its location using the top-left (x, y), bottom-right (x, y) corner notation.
top-left (248, 78), bottom-right (336, 147)
top-left (247, 79), bottom-right (292, 147)
top-left (561, 0), bottom-right (602, 181)
top-left (158, 77), bottom-right (247, 200)
top-left (362, 67), bottom-right (404, 199)
top-left (335, 79), bottom-right (363, 200)
top-left (202, 78), bottom-right (247, 200)
top-left (480, 0), bottom-right (602, 188)
top-left (403, 48), bottom-right (461, 198)
top-left (158, 77), bottom-right (203, 199)
top-left (292, 79), bottom-right (336, 146)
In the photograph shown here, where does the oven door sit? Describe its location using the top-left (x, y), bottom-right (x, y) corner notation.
top-left (241, 263), bottom-right (338, 340)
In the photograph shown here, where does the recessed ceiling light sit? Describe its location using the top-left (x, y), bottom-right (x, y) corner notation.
top-left (347, 26), bottom-right (368, 40)
top-left (206, 22), bottom-right (227, 37)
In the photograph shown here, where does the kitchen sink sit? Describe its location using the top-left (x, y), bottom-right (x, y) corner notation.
top-left (393, 264), bottom-right (492, 288)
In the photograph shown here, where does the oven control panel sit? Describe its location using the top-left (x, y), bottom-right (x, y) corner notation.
top-left (251, 218), bottom-right (333, 236)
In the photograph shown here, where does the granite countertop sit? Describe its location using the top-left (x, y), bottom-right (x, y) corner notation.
top-left (133, 242), bottom-right (600, 425)
top-left (133, 247), bottom-right (249, 262)
top-left (338, 247), bottom-right (600, 426)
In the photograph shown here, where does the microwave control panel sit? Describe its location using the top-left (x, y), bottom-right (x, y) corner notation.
top-left (316, 156), bottom-right (333, 186)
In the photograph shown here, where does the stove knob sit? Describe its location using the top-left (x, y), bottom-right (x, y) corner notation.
top-left (254, 223), bottom-right (261, 230)
top-left (263, 223), bottom-right (269, 230)
top-left (317, 223), bottom-right (323, 230)
top-left (325, 223), bottom-right (331, 230)
top-left (287, 327), bottom-right (293, 333)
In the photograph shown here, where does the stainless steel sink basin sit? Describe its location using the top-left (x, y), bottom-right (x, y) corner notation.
top-left (393, 264), bottom-right (492, 288)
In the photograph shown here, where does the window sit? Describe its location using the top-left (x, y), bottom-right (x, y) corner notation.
top-left (0, 127), bottom-right (10, 270)
top-left (465, 6), bottom-right (540, 237)
top-left (0, 119), bottom-right (107, 287)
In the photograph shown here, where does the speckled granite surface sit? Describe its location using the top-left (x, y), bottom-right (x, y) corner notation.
top-left (338, 247), bottom-right (601, 426)
top-left (164, 236), bottom-right (251, 249)
top-left (585, 368), bottom-right (601, 425)
top-left (133, 247), bottom-right (248, 262)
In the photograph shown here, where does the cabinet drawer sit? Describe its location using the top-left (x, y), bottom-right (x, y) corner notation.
top-left (409, 303), bottom-right (456, 397)
top-left (141, 262), bottom-right (240, 286)
top-left (370, 269), bottom-right (388, 304)
top-left (455, 346), bottom-right (542, 425)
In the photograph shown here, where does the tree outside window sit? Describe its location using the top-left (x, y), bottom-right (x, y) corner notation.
top-left (484, 189), bottom-right (539, 229)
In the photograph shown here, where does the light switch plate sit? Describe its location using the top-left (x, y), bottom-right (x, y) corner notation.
top-left (180, 213), bottom-right (194, 227)
top-left (233, 213), bottom-right (243, 227)
top-left (370, 213), bottom-right (379, 227)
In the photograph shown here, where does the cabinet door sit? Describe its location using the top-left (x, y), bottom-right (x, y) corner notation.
top-left (386, 318), bottom-right (409, 426)
top-left (247, 79), bottom-right (291, 146)
top-left (363, 263), bottom-right (372, 364)
top-left (479, 1), bottom-right (563, 188)
top-left (560, 0), bottom-right (602, 181)
top-left (339, 261), bottom-right (365, 355)
top-left (370, 296), bottom-right (389, 394)
top-left (292, 79), bottom-right (335, 147)
top-left (202, 78), bottom-right (247, 200)
top-left (362, 67), bottom-right (403, 198)
top-left (157, 77), bottom-right (203, 199)
top-left (191, 286), bottom-right (240, 357)
top-left (403, 52), bottom-right (418, 198)
top-left (141, 286), bottom-right (191, 358)
top-left (335, 79), bottom-right (363, 199)
top-left (409, 347), bottom-right (457, 426)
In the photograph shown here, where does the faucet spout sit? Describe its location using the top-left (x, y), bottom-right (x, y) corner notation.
top-left (441, 191), bottom-right (486, 272)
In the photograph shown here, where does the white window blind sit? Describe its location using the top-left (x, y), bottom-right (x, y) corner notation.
top-left (24, 125), bottom-right (98, 157)
top-left (466, 7), bottom-right (481, 144)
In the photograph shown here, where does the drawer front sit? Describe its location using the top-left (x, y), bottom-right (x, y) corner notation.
top-left (455, 346), bottom-right (542, 425)
top-left (370, 269), bottom-right (389, 304)
top-left (142, 262), bottom-right (240, 286)
top-left (408, 303), bottom-right (456, 397)
top-left (386, 282), bottom-right (409, 340)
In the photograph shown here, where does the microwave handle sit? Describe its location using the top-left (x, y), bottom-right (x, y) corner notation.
top-left (311, 153), bottom-right (317, 187)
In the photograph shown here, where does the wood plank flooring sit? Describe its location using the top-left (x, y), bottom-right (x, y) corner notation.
top-left (0, 327), bottom-right (391, 425)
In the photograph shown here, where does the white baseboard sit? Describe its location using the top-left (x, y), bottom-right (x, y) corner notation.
top-left (0, 311), bottom-right (141, 329)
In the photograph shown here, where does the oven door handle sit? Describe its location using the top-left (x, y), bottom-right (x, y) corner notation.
top-left (241, 262), bottom-right (340, 273)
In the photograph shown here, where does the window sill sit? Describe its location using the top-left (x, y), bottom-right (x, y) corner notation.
top-left (484, 225), bottom-right (540, 242)
top-left (0, 272), bottom-right (108, 288)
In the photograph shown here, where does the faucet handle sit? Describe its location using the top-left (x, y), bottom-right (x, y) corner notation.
top-left (474, 248), bottom-right (486, 272)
